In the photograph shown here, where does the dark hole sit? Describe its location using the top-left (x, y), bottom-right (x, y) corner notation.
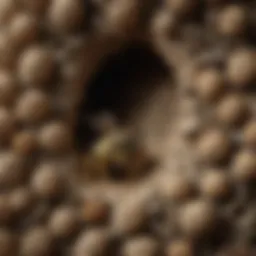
top-left (75, 42), bottom-right (170, 151)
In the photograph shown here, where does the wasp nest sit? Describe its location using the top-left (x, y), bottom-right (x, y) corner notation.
top-left (0, 0), bottom-right (255, 255)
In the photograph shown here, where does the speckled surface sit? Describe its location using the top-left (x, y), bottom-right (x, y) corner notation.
top-left (0, 0), bottom-right (255, 255)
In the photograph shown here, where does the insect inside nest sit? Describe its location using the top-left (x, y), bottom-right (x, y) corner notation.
top-left (80, 112), bottom-right (155, 182)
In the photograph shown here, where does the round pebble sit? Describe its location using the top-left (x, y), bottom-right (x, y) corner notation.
top-left (0, 152), bottom-right (25, 188)
top-left (166, 239), bottom-right (194, 256)
top-left (15, 89), bottom-right (51, 124)
top-left (9, 187), bottom-right (34, 217)
top-left (103, 0), bottom-right (139, 35)
top-left (18, 46), bottom-right (55, 86)
top-left (215, 94), bottom-right (248, 126)
top-left (166, 0), bottom-right (197, 16)
top-left (81, 198), bottom-right (110, 224)
top-left (193, 68), bottom-right (224, 102)
top-left (158, 174), bottom-right (194, 202)
top-left (73, 228), bottom-right (109, 256)
top-left (20, 227), bottom-right (54, 256)
top-left (232, 150), bottom-right (256, 182)
top-left (12, 130), bottom-right (38, 156)
top-left (38, 121), bottom-right (72, 153)
top-left (217, 5), bottom-right (247, 37)
top-left (196, 128), bottom-right (231, 163)
top-left (9, 12), bottom-right (38, 48)
top-left (48, 206), bottom-right (79, 238)
top-left (179, 114), bottom-right (202, 139)
top-left (61, 60), bottom-right (85, 85)
top-left (178, 199), bottom-right (217, 237)
top-left (112, 197), bottom-right (148, 235)
top-left (227, 49), bottom-right (256, 88)
top-left (199, 170), bottom-right (230, 199)
top-left (0, 0), bottom-right (16, 25)
top-left (151, 10), bottom-right (176, 37)
top-left (31, 162), bottom-right (66, 200)
top-left (243, 120), bottom-right (256, 147)
top-left (48, 0), bottom-right (84, 33)
top-left (122, 236), bottom-right (159, 256)
top-left (0, 70), bottom-right (17, 106)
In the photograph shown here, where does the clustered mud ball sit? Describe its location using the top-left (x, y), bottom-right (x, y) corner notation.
top-left (0, 0), bottom-right (255, 255)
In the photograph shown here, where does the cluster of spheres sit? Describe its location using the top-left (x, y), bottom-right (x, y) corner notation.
top-left (0, 0), bottom-right (255, 255)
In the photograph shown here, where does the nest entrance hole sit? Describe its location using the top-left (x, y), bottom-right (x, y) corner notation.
top-left (75, 42), bottom-right (170, 151)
